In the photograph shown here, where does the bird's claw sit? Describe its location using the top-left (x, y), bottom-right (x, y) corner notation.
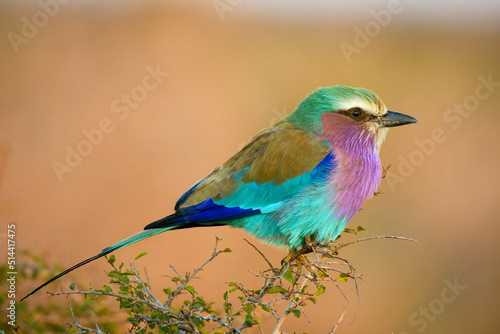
top-left (280, 235), bottom-right (318, 279)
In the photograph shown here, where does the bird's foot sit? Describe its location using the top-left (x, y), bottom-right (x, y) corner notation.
top-left (281, 252), bottom-right (317, 282)
top-left (295, 255), bottom-right (317, 280)
top-left (280, 235), bottom-right (318, 280)
top-left (280, 244), bottom-right (313, 266)
top-left (281, 234), bottom-right (315, 264)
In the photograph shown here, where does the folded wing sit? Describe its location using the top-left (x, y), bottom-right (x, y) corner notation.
top-left (146, 121), bottom-right (333, 230)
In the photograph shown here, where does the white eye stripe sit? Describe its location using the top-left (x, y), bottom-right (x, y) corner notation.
top-left (337, 99), bottom-right (385, 117)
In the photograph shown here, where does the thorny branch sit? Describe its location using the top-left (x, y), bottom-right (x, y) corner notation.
top-left (49, 232), bottom-right (414, 333)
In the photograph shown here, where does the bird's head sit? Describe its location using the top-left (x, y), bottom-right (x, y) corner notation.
top-left (287, 85), bottom-right (418, 150)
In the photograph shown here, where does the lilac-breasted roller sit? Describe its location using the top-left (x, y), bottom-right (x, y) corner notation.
top-left (22, 85), bottom-right (417, 301)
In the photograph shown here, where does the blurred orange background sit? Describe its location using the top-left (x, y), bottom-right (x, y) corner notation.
top-left (1, 1), bottom-right (499, 333)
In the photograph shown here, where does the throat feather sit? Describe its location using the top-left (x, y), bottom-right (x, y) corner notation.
top-left (320, 114), bottom-right (382, 222)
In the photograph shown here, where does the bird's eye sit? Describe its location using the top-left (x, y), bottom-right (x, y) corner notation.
top-left (348, 108), bottom-right (363, 120)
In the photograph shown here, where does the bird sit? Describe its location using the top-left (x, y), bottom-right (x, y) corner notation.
top-left (21, 85), bottom-right (417, 301)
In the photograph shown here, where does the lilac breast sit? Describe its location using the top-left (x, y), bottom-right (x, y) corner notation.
top-left (320, 113), bottom-right (382, 222)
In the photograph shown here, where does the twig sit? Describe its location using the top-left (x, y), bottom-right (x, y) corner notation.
top-left (197, 315), bottom-right (239, 332)
top-left (271, 274), bottom-right (312, 334)
top-left (166, 238), bottom-right (227, 306)
top-left (49, 289), bottom-right (174, 315)
top-left (288, 295), bottom-right (311, 323)
top-left (244, 238), bottom-right (275, 271)
top-left (328, 307), bottom-right (346, 334)
top-left (65, 301), bottom-right (108, 334)
top-left (131, 262), bottom-right (163, 305)
top-left (330, 254), bottom-right (361, 302)
top-left (335, 235), bottom-right (416, 252)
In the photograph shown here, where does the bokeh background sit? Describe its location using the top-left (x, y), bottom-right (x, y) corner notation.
top-left (1, 0), bottom-right (500, 333)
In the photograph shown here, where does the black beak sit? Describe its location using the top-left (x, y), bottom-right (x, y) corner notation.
top-left (378, 110), bottom-right (418, 128)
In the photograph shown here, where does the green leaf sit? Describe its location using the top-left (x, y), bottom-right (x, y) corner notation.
top-left (313, 284), bottom-right (325, 296)
top-left (163, 287), bottom-right (172, 295)
top-left (344, 227), bottom-right (355, 234)
top-left (185, 286), bottom-right (195, 297)
top-left (108, 270), bottom-right (120, 278)
top-left (243, 313), bottom-right (256, 326)
top-left (357, 225), bottom-right (366, 232)
top-left (135, 252), bottom-right (148, 260)
top-left (121, 270), bottom-right (136, 275)
top-left (192, 297), bottom-right (206, 308)
top-left (160, 324), bottom-right (176, 333)
top-left (120, 275), bottom-right (130, 284)
top-left (242, 304), bottom-right (255, 314)
top-left (291, 309), bottom-right (301, 318)
top-left (119, 285), bottom-right (131, 295)
top-left (171, 277), bottom-right (181, 283)
top-left (107, 255), bottom-right (116, 264)
top-left (283, 271), bottom-right (295, 283)
top-left (318, 270), bottom-right (328, 278)
top-left (337, 273), bottom-right (350, 282)
top-left (261, 305), bottom-right (272, 312)
top-left (224, 302), bottom-right (233, 314)
top-left (69, 281), bottom-right (76, 291)
top-left (268, 286), bottom-right (287, 294)
top-left (119, 300), bottom-right (131, 309)
top-left (222, 248), bottom-right (232, 253)
top-left (223, 287), bottom-right (238, 301)
top-left (308, 297), bottom-right (317, 304)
